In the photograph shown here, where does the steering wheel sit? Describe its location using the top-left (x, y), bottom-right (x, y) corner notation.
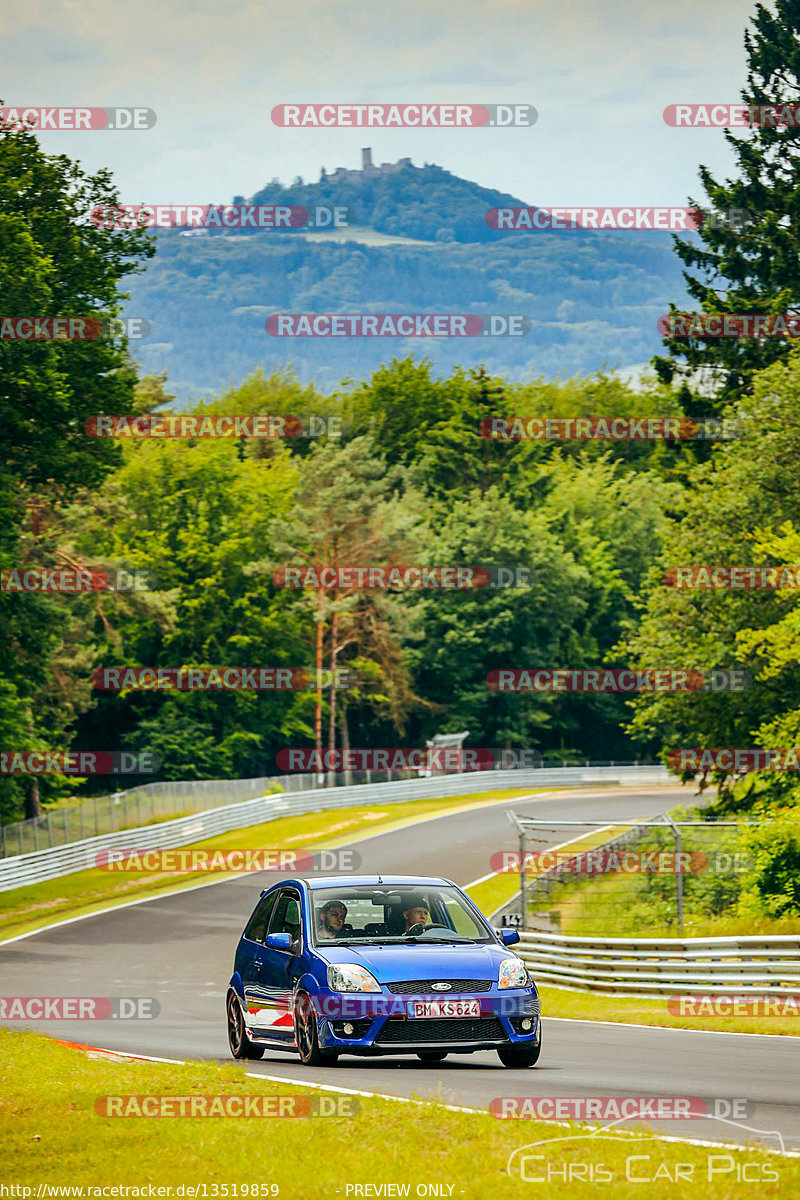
top-left (405, 922), bottom-right (457, 938)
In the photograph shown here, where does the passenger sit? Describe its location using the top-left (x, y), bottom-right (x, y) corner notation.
top-left (317, 899), bottom-right (348, 940)
top-left (402, 903), bottom-right (430, 931)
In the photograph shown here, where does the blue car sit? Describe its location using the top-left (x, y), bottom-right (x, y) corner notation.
top-left (226, 874), bottom-right (541, 1068)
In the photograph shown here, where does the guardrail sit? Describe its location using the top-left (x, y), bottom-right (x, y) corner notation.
top-left (0, 759), bottom-right (666, 858)
top-left (516, 930), bottom-right (800, 997)
top-left (0, 763), bottom-right (671, 893)
top-left (0, 773), bottom-right (319, 858)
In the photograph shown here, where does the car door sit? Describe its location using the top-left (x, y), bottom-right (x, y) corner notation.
top-left (239, 889), bottom-right (279, 1038)
top-left (253, 887), bottom-right (306, 1043)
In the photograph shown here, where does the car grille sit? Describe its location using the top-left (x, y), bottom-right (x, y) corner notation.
top-left (375, 1016), bottom-right (507, 1044)
top-left (386, 979), bottom-right (493, 994)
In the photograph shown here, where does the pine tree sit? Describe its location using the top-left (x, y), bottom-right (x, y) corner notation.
top-left (655, 0), bottom-right (800, 404)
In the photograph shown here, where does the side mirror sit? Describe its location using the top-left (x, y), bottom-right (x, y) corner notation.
top-left (265, 932), bottom-right (293, 951)
top-left (500, 928), bottom-right (520, 946)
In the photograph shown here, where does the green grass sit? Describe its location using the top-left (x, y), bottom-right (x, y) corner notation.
top-left (541, 869), bottom-right (800, 939)
top-left (541, 985), bottom-right (800, 1036)
top-left (466, 818), bottom-right (800, 1037)
top-left (1, 1030), bottom-right (795, 1198)
top-left (465, 824), bottom-right (631, 919)
top-left (0, 789), bottom-right (541, 942)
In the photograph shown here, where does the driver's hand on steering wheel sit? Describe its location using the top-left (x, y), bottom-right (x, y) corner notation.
top-left (404, 921), bottom-right (431, 936)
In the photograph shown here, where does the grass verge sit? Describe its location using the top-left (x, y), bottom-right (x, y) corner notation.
top-left (1, 1030), bottom-right (795, 1198)
top-left (465, 824), bottom-right (630, 919)
top-left (544, 870), bottom-right (800, 939)
top-left (541, 984), bottom-right (800, 1036)
top-left (0, 789), bottom-right (540, 942)
top-left (465, 815), bottom-right (800, 1037)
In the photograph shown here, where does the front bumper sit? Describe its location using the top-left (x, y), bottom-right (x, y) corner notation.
top-left (312, 987), bottom-right (541, 1054)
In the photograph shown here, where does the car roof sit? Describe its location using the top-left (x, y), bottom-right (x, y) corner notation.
top-left (262, 874), bottom-right (452, 892)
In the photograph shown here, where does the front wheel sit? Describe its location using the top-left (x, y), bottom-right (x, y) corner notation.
top-left (416, 1051), bottom-right (448, 1063)
top-left (226, 990), bottom-right (265, 1060)
top-left (294, 993), bottom-right (339, 1066)
top-left (497, 1024), bottom-right (541, 1068)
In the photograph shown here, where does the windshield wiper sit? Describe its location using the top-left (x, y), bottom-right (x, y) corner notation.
top-left (320, 935), bottom-right (480, 946)
top-left (402, 936), bottom-right (476, 944)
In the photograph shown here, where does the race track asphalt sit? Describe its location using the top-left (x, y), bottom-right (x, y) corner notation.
top-left (2, 785), bottom-right (798, 1153)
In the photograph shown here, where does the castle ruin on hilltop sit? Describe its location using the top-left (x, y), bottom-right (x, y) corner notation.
top-left (323, 147), bottom-right (413, 182)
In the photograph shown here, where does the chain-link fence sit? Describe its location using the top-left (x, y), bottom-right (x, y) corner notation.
top-left (500, 815), bottom-right (764, 937)
top-left (0, 775), bottom-right (317, 857)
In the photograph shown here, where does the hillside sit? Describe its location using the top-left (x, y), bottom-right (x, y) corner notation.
top-left (247, 158), bottom-right (529, 243)
top-left (126, 156), bottom-right (690, 401)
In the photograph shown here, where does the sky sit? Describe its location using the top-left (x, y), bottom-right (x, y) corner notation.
top-left (1, 0), bottom-right (760, 207)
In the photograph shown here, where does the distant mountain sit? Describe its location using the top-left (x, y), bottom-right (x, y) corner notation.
top-left (247, 156), bottom-right (529, 243)
top-left (126, 155), bottom-right (689, 402)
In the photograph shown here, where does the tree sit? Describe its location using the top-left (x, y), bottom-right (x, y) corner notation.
top-left (65, 431), bottom-right (308, 783)
top-left (0, 116), bottom-right (153, 818)
top-left (655, 1), bottom-right (800, 403)
top-left (262, 436), bottom-right (424, 780)
top-left (623, 345), bottom-right (800, 790)
top-left (414, 367), bottom-right (526, 501)
top-left (404, 487), bottom-right (593, 752)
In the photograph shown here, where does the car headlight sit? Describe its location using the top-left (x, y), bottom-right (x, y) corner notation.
top-left (498, 957), bottom-right (530, 989)
top-left (327, 964), bottom-right (382, 993)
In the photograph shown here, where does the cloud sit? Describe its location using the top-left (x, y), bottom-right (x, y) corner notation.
top-left (1, 0), bottom-right (757, 204)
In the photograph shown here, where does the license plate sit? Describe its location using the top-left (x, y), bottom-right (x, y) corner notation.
top-left (409, 999), bottom-right (481, 1018)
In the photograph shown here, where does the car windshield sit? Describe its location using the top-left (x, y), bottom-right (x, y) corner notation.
top-left (310, 884), bottom-right (493, 945)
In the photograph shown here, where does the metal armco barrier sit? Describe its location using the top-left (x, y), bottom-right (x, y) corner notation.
top-left (0, 764), bottom-right (670, 892)
top-left (516, 930), bottom-right (800, 998)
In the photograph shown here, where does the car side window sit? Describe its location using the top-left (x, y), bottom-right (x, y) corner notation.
top-left (243, 891), bottom-right (278, 943)
top-left (268, 890), bottom-right (303, 946)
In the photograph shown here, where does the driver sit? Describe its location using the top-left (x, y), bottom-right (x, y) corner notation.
top-left (402, 902), bottom-right (430, 932)
top-left (317, 899), bottom-right (348, 940)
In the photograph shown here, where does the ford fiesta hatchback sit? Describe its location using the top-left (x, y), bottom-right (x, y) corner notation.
top-left (226, 874), bottom-right (541, 1067)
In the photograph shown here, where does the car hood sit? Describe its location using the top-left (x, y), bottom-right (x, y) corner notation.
top-left (316, 941), bottom-right (512, 983)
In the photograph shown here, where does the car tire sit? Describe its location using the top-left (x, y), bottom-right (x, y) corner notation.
top-left (416, 1052), bottom-right (448, 1063)
top-left (497, 1024), bottom-right (542, 1068)
top-left (226, 990), bottom-right (265, 1060)
top-left (294, 993), bottom-right (339, 1066)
